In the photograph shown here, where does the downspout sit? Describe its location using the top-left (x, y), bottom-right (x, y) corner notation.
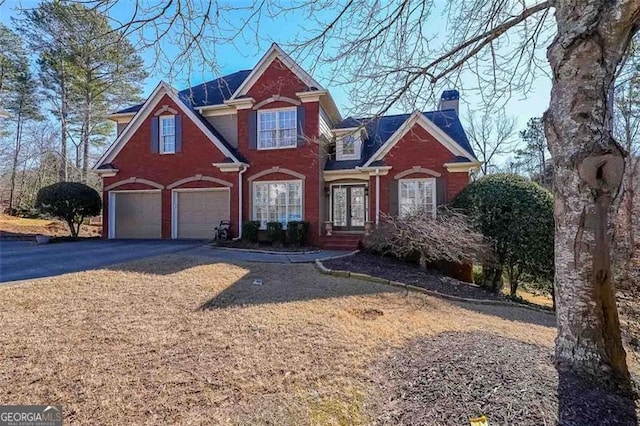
top-left (233, 164), bottom-right (248, 240)
top-left (375, 168), bottom-right (380, 225)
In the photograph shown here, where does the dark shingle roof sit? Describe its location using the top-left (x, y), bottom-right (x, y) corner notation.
top-left (113, 70), bottom-right (252, 115)
top-left (112, 71), bottom-right (252, 162)
top-left (326, 109), bottom-right (477, 170)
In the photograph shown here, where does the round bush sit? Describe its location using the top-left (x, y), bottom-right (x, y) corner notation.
top-left (451, 173), bottom-right (554, 294)
top-left (35, 182), bottom-right (101, 237)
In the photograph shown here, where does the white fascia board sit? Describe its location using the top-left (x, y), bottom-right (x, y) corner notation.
top-left (93, 81), bottom-right (240, 170)
top-left (364, 111), bottom-right (476, 166)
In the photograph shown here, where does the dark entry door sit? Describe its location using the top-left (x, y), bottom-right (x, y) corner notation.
top-left (332, 185), bottom-right (366, 231)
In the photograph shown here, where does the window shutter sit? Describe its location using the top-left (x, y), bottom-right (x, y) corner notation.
top-left (174, 115), bottom-right (182, 153)
top-left (436, 177), bottom-right (446, 206)
top-left (297, 105), bottom-right (306, 146)
top-left (248, 110), bottom-right (257, 149)
top-left (389, 181), bottom-right (399, 216)
top-left (150, 116), bottom-right (159, 153)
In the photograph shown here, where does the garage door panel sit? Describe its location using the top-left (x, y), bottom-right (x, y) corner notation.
top-left (114, 192), bottom-right (162, 239)
top-left (177, 190), bottom-right (229, 239)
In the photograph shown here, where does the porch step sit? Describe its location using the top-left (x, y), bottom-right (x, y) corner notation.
top-left (319, 234), bottom-right (363, 250)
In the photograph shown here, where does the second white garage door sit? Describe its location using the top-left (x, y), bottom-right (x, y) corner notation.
top-left (175, 189), bottom-right (230, 239)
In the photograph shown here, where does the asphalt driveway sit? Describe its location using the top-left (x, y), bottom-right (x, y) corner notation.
top-left (0, 240), bottom-right (352, 284)
top-left (0, 240), bottom-right (204, 283)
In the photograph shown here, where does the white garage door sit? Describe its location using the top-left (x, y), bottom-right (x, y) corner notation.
top-left (175, 190), bottom-right (229, 239)
top-left (113, 191), bottom-right (162, 239)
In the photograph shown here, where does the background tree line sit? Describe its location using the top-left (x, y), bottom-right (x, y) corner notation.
top-left (0, 1), bottom-right (146, 214)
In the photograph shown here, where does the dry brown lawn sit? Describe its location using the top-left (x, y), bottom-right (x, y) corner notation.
top-left (0, 254), bottom-right (558, 425)
top-left (0, 214), bottom-right (100, 237)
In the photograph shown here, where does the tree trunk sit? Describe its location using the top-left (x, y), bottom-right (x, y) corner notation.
top-left (59, 65), bottom-right (68, 182)
top-left (8, 111), bottom-right (23, 213)
top-left (545, 0), bottom-right (638, 392)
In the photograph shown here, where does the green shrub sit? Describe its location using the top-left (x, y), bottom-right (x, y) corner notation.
top-left (472, 265), bottom-right (484, 285)
top-left (286, 221), bottom-right (310, 246)
top-left (242, 220), bottom-right (260, 243)
top-left (35, 182), bottom-right (101, 238)
top-left (266, 221), bottom-right (284, 244)
top-left (451, 173), bottom-right (554, 294)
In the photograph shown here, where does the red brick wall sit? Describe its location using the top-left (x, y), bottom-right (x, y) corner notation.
top-left (375, 124), bottom-right (470, 214)
top-left (371, 123), bottom-right (472, 281)
top-left (102, 94), bottom-right (239, 239)
top-left (238, 58), bottom-right (322, 244)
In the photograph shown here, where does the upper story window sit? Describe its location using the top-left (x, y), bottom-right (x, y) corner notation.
top-left (258, 108), bottom-right (297, 149)
top-left (399, 178), bottom-right (436, 218)
top-left (160, 116), bottom-right (176, 154)
top-left (336, 133), bottom-right (361, 160)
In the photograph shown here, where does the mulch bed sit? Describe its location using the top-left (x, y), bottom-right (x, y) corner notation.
top-left (369, 331), bottom-right (639, 425)
top-left (324, 252), bottom-right (508, 302)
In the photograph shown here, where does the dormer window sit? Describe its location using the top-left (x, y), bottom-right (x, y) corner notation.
top-left (342, 135), bottom-right (356, 156)
top-left (336, 133), bottom-right (361, 160)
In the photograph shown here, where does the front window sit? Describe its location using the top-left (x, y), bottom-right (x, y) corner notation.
top-left (160, 116), bottom-right (176, 154)
top-left (253, 181), bottom-right (303, 228)
top-left (399, 178), bottom-right (436, 217)
top-left (258, 108), bottom-right (297, 149)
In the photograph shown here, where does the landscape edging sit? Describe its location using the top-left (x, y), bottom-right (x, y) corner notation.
top-left (212, 246), bottom-right (322, 255)
top-left (314, 259), bottom-right (555, 315)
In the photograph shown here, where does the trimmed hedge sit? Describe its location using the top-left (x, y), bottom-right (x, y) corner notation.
top-left (35, 182), bottom-right (101, 238)
top-left (451, 173), bottom-right (554, 294)
top-left (242, 220), bottom-right (261, 243)
top-left (266, 222), bottom-right (284, 244)
top-left (286, 221), bottom-right (310, 246)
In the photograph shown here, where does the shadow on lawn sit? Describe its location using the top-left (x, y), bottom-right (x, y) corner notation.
top-left (200, 266), bottom-right (401, 310)
top-left (452, 301), bottom-right (557, 328)
top-left (107, 252), bottom-right (558, 328)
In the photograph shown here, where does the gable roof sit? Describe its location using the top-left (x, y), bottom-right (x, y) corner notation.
top-left (94, 82), bottom-right (244, 170)
top-left (325, 110), bottom-right (478, 170)
top-left (229, 43), bottom-right (324, 99)
top-left (112, 70), bottom-right (252, 115)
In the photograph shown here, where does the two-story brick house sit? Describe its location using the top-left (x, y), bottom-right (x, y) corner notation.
top-left (93, 44), bottom-right (479, 249)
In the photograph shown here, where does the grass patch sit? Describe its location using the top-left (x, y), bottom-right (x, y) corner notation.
top-left (0, 254), bottom-right (561, 424)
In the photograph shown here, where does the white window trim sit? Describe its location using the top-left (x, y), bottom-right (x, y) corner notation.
top-left (252, 179), bottom-right (303, 229)
top-left (336, 134), bottom-right (361, 161)
top-left (159, 115), bottom-right (176, 154)
top-left (257, 106), bottom-right (297, 150)
top-left (398, 177), bottom-right (437, 218)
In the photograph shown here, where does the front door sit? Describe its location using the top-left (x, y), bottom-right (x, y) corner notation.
top-left (332, 185), bottom-right (366, 231)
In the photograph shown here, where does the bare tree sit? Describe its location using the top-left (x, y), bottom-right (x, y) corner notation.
top-left (57, 0), bottom-right (640, 395)
top-left (614, 35), bottom-right (640, 277)
top-left (367, 209), bottom-right (491, 268)
top-left (465, 107), bottom-right (518, 175)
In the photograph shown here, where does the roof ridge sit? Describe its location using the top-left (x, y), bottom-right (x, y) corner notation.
top-left (350, 109), bottom-right (458, 122)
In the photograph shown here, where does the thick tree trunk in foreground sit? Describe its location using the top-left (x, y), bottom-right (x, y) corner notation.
top-left (546, 0), bottom-right (640, 392)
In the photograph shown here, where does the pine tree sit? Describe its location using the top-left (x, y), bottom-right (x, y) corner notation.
top-left (20, 2), bottom-right (147, 183)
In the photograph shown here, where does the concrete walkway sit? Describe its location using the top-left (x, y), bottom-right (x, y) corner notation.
top-left (189, 246), bottom-right (353, 264)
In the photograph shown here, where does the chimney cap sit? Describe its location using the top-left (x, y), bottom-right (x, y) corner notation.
top-left (441, 89), bottom-right (459, 101)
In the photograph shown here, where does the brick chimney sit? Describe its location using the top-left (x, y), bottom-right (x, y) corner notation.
top-left (438, 90), bottom-right (459, 114)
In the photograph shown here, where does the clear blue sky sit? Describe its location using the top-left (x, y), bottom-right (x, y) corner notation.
top-left (1, 0), bottom-right (552, 132)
